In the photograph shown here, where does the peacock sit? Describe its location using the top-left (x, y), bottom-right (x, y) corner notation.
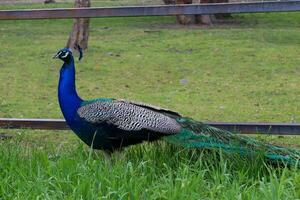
top-left (53, 47), bottom-right (300, 166)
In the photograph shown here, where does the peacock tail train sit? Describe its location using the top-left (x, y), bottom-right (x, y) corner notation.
top-left (164, 117), bottom-right (300, 166)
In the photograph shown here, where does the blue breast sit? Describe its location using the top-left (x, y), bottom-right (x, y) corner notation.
top-left (58, 58), bottom-right (118, 150)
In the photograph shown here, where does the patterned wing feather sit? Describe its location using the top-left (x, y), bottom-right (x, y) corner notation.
top-left (77, 100), bottom-right (181, 134)
top-left (118, 99), bottom-right (182, 118)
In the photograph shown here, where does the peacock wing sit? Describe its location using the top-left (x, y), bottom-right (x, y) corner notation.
top-left (77, 99), bottom-right (181, 134)
top-left (117, 99), bottom-right (182, 118)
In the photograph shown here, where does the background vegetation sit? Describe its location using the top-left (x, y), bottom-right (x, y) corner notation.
top-left (0, 1), bottom-right (300, 199)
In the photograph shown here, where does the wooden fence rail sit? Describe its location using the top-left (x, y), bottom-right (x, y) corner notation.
top-left (1, 1), bottom-right (300, 20)
top-left (0, 118), bottom-right (300, 135)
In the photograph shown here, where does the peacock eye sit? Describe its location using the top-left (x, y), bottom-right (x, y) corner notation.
top-left (61, 51), bottom-right (69, 58)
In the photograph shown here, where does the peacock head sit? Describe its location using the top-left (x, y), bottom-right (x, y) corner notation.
top-left (53, 45), bottom-right (83, 63)
top-left (53, 48), bottom-right (73, 63)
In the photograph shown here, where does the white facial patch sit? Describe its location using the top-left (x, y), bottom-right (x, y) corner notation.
top-left (61, 51), bottom-right (69, 58)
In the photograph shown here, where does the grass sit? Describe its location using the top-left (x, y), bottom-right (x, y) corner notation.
top-left (1, 2), bottom-right (300, 199)
top-left (1, 134), bottom-right (300, 199)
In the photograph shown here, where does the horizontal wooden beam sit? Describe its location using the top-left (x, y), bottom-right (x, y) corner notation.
top-left (1, 1), bottom-right (300, 20)
top-left (0, 118), bottom-right (299, 135)
top-left (0, 118), bottom-right (69, 130)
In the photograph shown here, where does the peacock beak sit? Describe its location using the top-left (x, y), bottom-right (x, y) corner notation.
top-left (53, 51), bottom-right (62, 59)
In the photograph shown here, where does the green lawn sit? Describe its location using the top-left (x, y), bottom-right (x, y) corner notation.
top-left (0, 2), bottom-right (300, 199)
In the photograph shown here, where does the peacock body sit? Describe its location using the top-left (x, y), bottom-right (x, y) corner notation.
top-left (53, 48), bottom-right (300, 166)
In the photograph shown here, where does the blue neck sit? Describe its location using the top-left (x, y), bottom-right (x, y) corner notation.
top-left (58, 58), bottom-right (83, 122)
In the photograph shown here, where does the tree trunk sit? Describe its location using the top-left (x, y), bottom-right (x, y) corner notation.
top-left (195, 0), bottom-right (214, 25)
top-left (162, 0), bottom-right (230, 25)
top-left (66, 0), bottom-right (91, 51)
top-left (175, 0), bottom-right (195, 25)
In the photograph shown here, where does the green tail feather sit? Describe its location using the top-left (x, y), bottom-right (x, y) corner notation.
top-left (164, 117), bottom-right (300, 167)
